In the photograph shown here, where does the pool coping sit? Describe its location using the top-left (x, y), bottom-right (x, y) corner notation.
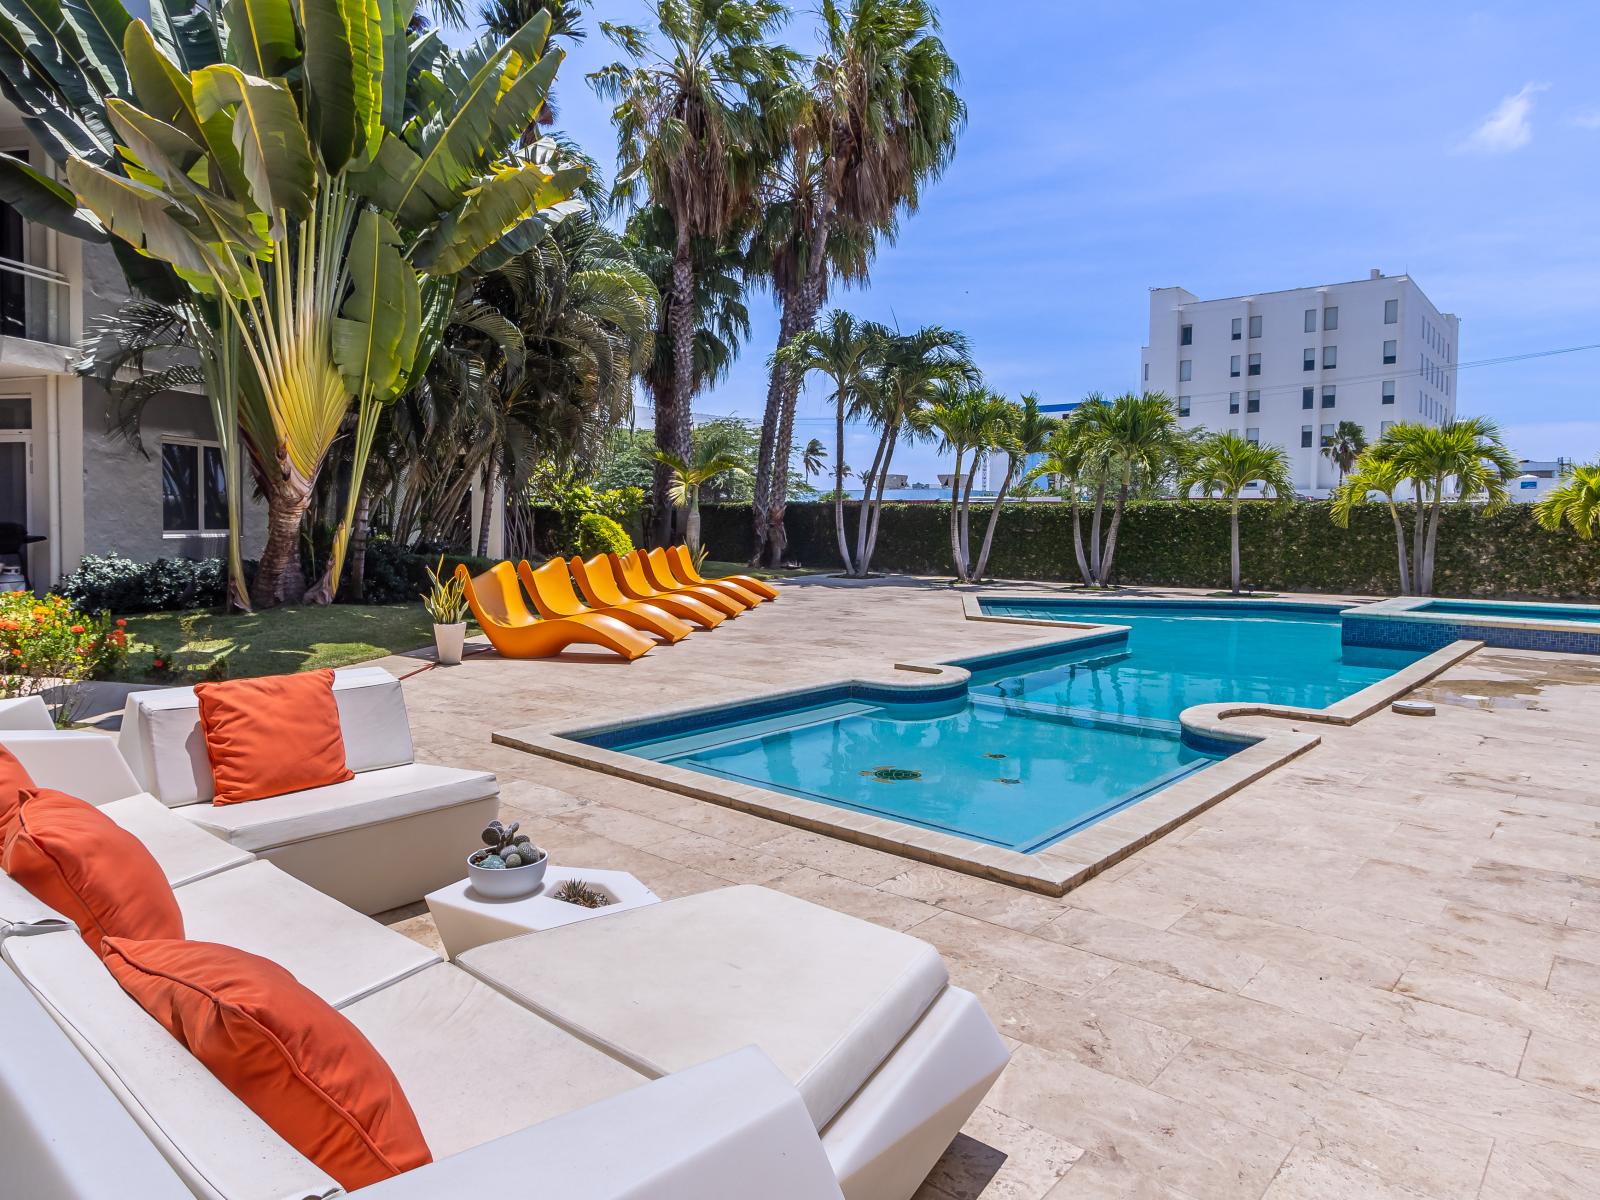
top-left (1353, 595), bottom-right (1600, 635)
top-left (496, 598), bottom-right (1480, 896)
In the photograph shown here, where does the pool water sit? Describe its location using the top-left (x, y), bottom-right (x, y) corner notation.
top-left (1414, 599), bottom-right (1600, 624)
top-left (602, 601), bottom-right (1426, 853)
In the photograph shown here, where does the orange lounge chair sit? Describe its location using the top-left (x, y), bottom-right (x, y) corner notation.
top-left (569, 553), bottom-right (727, 630)
top-left (456, 562), bottom-right (653, 661)
top-left (518, 558), bottom-right (693, 644)
top-left (644, 546), bottom-right (762, 609)
top-left (612, 550), bottom-right (747, 617)
top-left (670, 544), bottom-right (779, 602)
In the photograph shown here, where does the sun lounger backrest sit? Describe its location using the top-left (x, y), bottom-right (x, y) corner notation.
top-left (119, 667), bottom-right (415, 808)
top-left (463, 562), bottom-right (536, 628)
top-left (525, 558), bottom-right (584, 617)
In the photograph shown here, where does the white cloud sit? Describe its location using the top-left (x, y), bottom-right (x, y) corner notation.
top-left (1571, 109), bottom-right (1600, 130)
top-left (1462, 83), bottom-right (1548, 153)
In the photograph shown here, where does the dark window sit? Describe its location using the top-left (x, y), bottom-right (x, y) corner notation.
top-left (1304, 308), bottom-right (1316, 333)
top-left (1302, 387), bottom-right (1314, 409)
top-left (203, 446), bottom-right (227, 531)
top-left (1247, 391), bottom-right (1260, 413)
top-left (1383, 339), bottom-right (1396, 365)
top-left (1323, 345), bottom-right (1337, 370)
top-left (161, 441), bottom-right (227, 533)
top-left (1178, 395), bottom-right (1191, 417)
top-left (1303, 348), bottom-right (1315, 372)
top-left (0, 149), bottom-right (27, 338)
top-left (1180, 324), bottom-right (1192, 346)
top-left (1323, 306), bottom-right (1339, 330)
top-left (1229, 355), bottom-right (1240, 378)
top-left (1228, 392), bottom-right (1240, 415)
top-left (1249, 315), bottom-right (1262, 338)
top-left (1301, 426), bottom-right (1313, 448)
top-left (1382, 381), bottom-right (1395, 405)
top-left (1384, 298), bottom-right (1398, 324)
top-left (1231, 317), bottom-right (1242, 340)
top-left (1321, 386), bottom-right (1336, 408)
top-left (1247, 353), bottom-right (1261, 376)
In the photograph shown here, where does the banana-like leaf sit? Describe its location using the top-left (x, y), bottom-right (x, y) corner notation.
top-left (193, 65), bottom-right (316, 231)
top-left (124, 21), bottom-right (250, 198)
top-left (346, 131), bottom-right (454, 228)
top-left (294, 0), bottom-right (382, 172)
top-left (0, 13), bottom-right (119, 157)
top-left (222, 0), bottom-right (297, 78)
top-left (0, 35), bottom-right (114, 164)
top-left (0, 0), bottom-right (105, 117)
top-left (148, 0), bottom-right (222, 72)
top-left (378, 0), bottom-right (405, 131)
top-left (332, 208), bottom-right (419, 402)
top-left (60, 0), bottom-right (131, 97)
top-left (66, 157), bottom-right (251, 293)
top-left (393, 270), bottom-right (453, 395)
top-left (0, 152), bottom-right (108, 240)
top-left (413, 159), bottom-right (585, 275)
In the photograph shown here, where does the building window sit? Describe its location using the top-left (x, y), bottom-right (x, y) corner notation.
top-left (1245, 427), bottom-right (1259, 444)
top-left (1320, 423), bottom-right (1336, 447)
top-left (1179, 358), bottom-right (1192, 382)
top-left (1381, 420), bottom-right (1395, 434)
top-left (1229, 354), bottom-right (1240, 378)
top-left (1323, 345), bottom-right (1337, 369)
top-left (1178, 395), bottom-right (1191, 417)
top-left (1321, 386), bottom-right (1336, 408)
top-left (1229, 391), bottom-right (1240, 414)
top-left (1304, 308), bottom-right (1316, 333)
top-left (1231, 317), bottom-right (1242, 340)
top-left (1323, 305), bottom-right (1339, 330)
top-left (1384, 298), bottom-right (1398, 324)
top-left (1247, 353), bottom-right (1261, 376)
top-left (1180, 324), bottom-right (1192, 346)
top-left (161, 440), bottom-right (227, 535)
top-left (1249, 314), bottom-right (1262, 338)
top-left (1382, 339), bottom-right (1396, 365)
top-left (1303, 348), bottom-right (1315, 372)
top-left (1301, 425), bottom-right (1313, 448)
top-left (1382, 380), bottom-right (1395, 405)
top-left (1246, 390), bottom-right (1260, 413)
top-left (1301, 386), bottom-right (1314, 410)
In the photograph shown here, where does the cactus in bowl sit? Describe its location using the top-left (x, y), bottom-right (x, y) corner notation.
top-left (469, 819), bottom-right (544, 870)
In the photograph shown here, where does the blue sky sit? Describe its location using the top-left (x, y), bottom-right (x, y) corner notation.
top-left (452, 0), bottom-right (1600, 484)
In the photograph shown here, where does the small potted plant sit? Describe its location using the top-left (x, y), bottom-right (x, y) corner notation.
top-left (466, 819), bottom-right (548, 898)
top-left (421, 555), bottom-right (468, 666)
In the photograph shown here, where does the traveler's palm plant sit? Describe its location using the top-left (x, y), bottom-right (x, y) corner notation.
top-left (0, 3), bottom-right (585, 608)
top-left (1534, 464), bottom-right (1600, 539)
top-left (1183, 432), bottom-right (1294, 595)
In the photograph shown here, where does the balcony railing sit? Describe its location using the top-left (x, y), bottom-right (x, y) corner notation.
top-left (0, 253), bottom-right (71, 347)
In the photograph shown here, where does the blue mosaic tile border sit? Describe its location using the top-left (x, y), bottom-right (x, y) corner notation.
top-left (1343, 614), bottom-right (1600, 656)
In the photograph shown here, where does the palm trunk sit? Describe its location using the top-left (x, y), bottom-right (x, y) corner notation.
top-left (1421, 491), bottom-right (1445, 595)
top-left (1386, 499), bottom-right (1412, 594)
top-left (862, 426), bottom-right (898, 575)
top-left (475, 464), bottom-right (495, 558)
top-left (833, 387), bottom-right (854, 575)
top-left (853, 427), bottom-right (891, 575)
top-left (1070, 488), bottom-right (1092, 585)
top-left (751, 291), bottom-right (798, 565)
top-left (1089, 478), bottom-right (1107, 581)
top-left (763, 275), bottom-right (825, 567)
top-left (686, 491), bottom-right (702, 556)
top-left (1230, 498), bottom-right (1242, 594)
top-left (958, 455), bottom-right (980, 580)
top-left (973, 461), bottom-right (1016, 582)
top-left (947, 449), bottom-right (965, 579)
top-left (1410, 485), bottom-right (1427, 594)
top-left (346, 489), bottom-right (372, 602)
top-left (251, 478), bottom-right (312, 609)
top-left (1097, 474), bottom-right (1130, 585)
top-left (660, 237), bottom-right (696, 546)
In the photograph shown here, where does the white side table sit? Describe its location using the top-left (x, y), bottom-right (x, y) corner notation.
top-left (425, 866), bottom-right (660, 959)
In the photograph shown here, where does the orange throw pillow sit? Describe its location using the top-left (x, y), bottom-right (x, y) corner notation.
top-left (2, 788), bottom-right (183, 952)
top-left (196, 669), bottom-right (354, 805)
top-left (103, 937), bottom-right (431, 1189)
top-left (0, 743), bottom-right (35, 831)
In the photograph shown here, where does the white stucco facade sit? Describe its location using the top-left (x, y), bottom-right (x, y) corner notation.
top-left (1141, 270), bottom-right (1459, 497)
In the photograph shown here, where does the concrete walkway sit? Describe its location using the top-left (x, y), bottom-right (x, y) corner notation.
top-left (377, 576), bottom-right (1600, 1199)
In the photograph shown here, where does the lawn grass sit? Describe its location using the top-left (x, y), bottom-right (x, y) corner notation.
top-left (703, 559), bottom-right (824, 580)
top-left (122, 605), bottom-right (443, 679)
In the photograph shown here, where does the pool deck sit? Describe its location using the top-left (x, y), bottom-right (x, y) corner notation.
top-left (375, 575), bottom-right (1600, 1200)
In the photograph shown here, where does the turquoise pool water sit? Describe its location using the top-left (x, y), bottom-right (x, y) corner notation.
top-left (598, 601), bottom-right (1426, 853)
top-left (1415, 599), bottom-right (1600, 624)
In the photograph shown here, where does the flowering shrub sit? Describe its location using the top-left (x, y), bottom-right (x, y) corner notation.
top-left (0, 592), bottom-right (128, 723)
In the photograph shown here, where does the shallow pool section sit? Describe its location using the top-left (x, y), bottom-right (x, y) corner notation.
top-left (594, 600), bottom-right (1427, 854)
top-left (1344, 596), bottom-right (1600, 655)
top-left (1416, 599), bottom-right (1600, 624)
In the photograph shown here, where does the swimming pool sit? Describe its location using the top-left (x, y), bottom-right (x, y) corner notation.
top-left (1415, 599), bottom-right (1600, 623)
top-left (593, 600), bottom-right (1426, 854)
top-left (1343, 595), bottom-right (1600, 655)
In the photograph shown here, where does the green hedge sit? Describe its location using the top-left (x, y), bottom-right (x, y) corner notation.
top-left (698, 501), bottom-right (1600, 599)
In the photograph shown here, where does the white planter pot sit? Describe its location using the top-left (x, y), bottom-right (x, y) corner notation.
top-left (466, 848), bottom-right (549, 899)
top-left (433, 622), bottom-right (467, 666)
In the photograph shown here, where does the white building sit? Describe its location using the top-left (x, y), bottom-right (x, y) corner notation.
top-left (1140, 270), bottom-right (1459, 496)
top-left (1506, 458), bottom-right (1574, 504)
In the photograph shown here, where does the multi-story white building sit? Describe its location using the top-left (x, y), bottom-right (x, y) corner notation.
top-left (1140, 270), bottom-right (1459, 496)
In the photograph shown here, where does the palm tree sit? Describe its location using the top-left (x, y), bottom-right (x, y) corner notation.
top-left (801, 438), bottom-right (827, 478)
top-left (1184, 432), bottom-right (1294, 595)
top-left (593, 1), bottom-right (799, 542)
top-left (1026, 419), bottom-right (1097, 585)
top-left (1087, 392), bottom-right (1186, 586)
top-left (654, 444), bottom-right (743, 557)
top-left (1364, 419), bottom-right (1517, 594)
top-left (919, 385), bottom-right (1006, 581)
top-left (1329, 457), bottom-right (1413, 595)
top-left (973, 394), bottom-right (1054, 582)
top-left (853, 325), bottom-right (976, 576)
top-left (1322, 420), bottom-right (1368, 483)
top-left (778, 309), bottom-right (882, 573)
top-left (1535, 463), bottom-right (1600, 539)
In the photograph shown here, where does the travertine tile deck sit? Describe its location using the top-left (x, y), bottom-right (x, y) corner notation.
top-left (376, 576), bottom-right (1600, 1200)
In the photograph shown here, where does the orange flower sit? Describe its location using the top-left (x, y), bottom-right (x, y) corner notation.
top-left (116, 618), bottom-right (127, 627)
top-left (70, 624), bottom-right (85, 634)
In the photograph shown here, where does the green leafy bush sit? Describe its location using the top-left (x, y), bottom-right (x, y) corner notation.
top-left (58, 553), bottom-right (230, 614)
top-left (575, 513), bottom-right (633, 558)
top-left (698, 501), bottom-right (1600, 599)
top-left (360, 540), bottom-right (497, 606)
top-left (0, 591), bottom-right (127, 721)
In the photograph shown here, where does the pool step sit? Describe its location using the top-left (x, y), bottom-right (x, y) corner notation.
top-left (968, 693), bottom-right (1183, 740)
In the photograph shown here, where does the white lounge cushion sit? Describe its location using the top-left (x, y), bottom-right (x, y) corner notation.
top-left (177, 762), bottom-right (496, 852)
top-left (119, 666), bottom-right (416, 808)
top-left (0, 729), bottom-right (141, 805)
top-left (176, 861), bottom-right (439, 1008)
top-left (458, 885), bottom-right (949, 1129)
top-left (101, 793), bottom-right (253, 886)
top-left (0, 694), bottom-right (53, 729)
top-left (3, 932), bottom-right (339, 1200)
top-left (0, 871), bottom-right (72, 940)
top-left (343, 963), bottom-right (646, 1160)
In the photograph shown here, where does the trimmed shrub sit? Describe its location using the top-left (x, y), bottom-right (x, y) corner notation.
top-left (58, 553), bottom-right (230, 614)
top-left (698, 501), bottom-right (1600, 599)
top-left (359, 540), bottom-right (497, 605)
top-left (575, 513), bottom-right (633, 558)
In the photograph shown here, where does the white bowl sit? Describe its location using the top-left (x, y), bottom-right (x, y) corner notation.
top-left (466, 848), bottom-right (549, 899)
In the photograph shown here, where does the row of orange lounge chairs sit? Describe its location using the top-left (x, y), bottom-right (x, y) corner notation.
top-left (455, 545), bottom-right (778, 661)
